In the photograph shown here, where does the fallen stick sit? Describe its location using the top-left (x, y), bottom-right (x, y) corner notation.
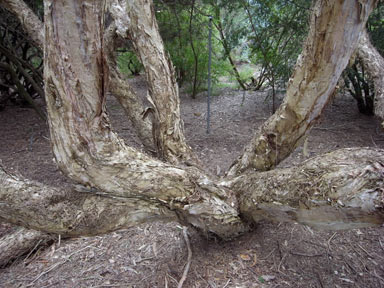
top-left (177, 227), bottom-right (192, 288)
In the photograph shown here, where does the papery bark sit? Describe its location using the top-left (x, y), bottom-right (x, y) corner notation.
top-left (43, 0), bottom-right (245, 239)
top-left (228, 0), bottom-right (378, 176)
top-left (112, 0), bottom-right (198, 164)
top-left (228, 148), bottom-right (384, 230)
top-left (0, 228), bottom-right (51, 267)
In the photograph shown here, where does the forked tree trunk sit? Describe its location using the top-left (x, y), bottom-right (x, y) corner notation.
top-left (41, 0), bottom-right (246, 238)
top-left (228, 0), bottom-right (378, 176)
top-left (1, 0), bottom-right (156, 153)
top-left (357, 29), bottom-right (384, 125)
top-left (0, 0), bottom-right (383, 268)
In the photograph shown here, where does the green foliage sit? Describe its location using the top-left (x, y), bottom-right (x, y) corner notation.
top-left (244, 0), bottom-right (311, 89)
top-left (152, 0), bottom-right (312, 97)
top-left (117, 50), bottom-right (143, 76)
top-left (155, 1), bottom-right (233, 97)
top-left (367, 2), bottom-right (384, 56)
top-left (344, 59), bottom-right (375, 116)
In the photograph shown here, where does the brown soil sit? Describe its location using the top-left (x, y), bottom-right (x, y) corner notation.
top-left (1, 77), bottom-right (384, 287)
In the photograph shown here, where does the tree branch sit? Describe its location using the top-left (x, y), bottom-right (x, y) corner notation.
top-left (112, 0), bottom-right (199, 164)
top-left (0, 227), bottom-right (51, 268)
top-left (228, 147), bottom-right (384, 230)
top-left (104, 24), bottom-right (154, 151)
top-left (357, 29), bottom-right (384, 125)
top-left (0, 0), bottom-right (44, 49)
top-left (228, 0), bottom-right (378, 176)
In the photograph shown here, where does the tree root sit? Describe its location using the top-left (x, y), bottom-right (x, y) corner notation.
top-left (0, 227), bottom-right (52, 268)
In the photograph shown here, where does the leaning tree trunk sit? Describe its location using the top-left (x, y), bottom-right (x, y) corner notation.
top-left (228, 0), bottom-right (378, 176)
top-left (104, 25), bottom-right (154, 151)
top-left (111, 0), bottom-right (198, 164)
top-left (356, 29), bottom-right (384, 125)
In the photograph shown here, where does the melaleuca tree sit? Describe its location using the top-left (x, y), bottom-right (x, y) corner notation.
top-left (0, 0), bottom-right (383, 269)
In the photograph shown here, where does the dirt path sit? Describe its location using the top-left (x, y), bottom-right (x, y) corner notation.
top-left (0, 78), bottom-right (384, 287)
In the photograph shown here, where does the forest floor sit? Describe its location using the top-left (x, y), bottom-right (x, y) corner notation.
top-left (0, 76), bottom-right (384, 287)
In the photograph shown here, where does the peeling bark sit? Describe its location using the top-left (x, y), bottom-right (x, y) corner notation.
top-left (228, 0), bottom-right (378, 176)
top-left (0, 164), bottom-right (178, 236)
top-left (0, 0), bottom-right (154, 152)
top-left (1, 148), bottom-right (383, 237)
top-left (228, 148), bottom-right (384, 230)
top-left (104, 25), bottom-right (154, 151)
top-left (0, 0), bottom-right (384, 268)
top-left (357, 29), bottom-right (384, 125)
top-left (42, 0), bottom-right (245, 239)
top-left (111, 0), bottom-right (198, 164)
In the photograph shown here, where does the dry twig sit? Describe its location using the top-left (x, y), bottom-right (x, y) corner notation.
top-left (177, 227), bottom-right (192, 288)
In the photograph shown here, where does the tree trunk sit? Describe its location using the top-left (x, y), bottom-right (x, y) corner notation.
top-left (1, 148), bottom-right (383, 236)
top-left (0, 0), bottom-right (155, 154)
top-left (228, 0), bottom-right (378, 176)
top-left (188, 0), bottom-right (199, 99)
top-left (112, 0), bottom-right (198, 164)
top-left (214, 7), bottom-right (247, 91)
top-left (357, 29), bottom-right (384, 125)
top-left (42, 0), bottom-right (245, 239)
top-left (104, 25), bottom-right (154, 151)
top-left (0, 0), bottom-right (383, 268)
top-left (230, 148), bottom-right (384, 230)
top-left (0, 228), bottom-right (51, 267)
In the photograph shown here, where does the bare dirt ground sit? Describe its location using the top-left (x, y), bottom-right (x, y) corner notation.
top-left (0, 77), bottom-right (384, 288)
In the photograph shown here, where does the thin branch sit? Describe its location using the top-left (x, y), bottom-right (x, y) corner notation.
top-left (177, 227), bottom-right (192, 288)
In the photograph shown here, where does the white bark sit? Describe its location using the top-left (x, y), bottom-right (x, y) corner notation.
top-left (229, 148), bottom-right (384, 230)
top-left (0, 0), bottom-right (156, 152)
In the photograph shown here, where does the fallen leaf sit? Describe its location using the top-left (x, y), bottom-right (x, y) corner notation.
top-left (239, 254), bottom-right (251, 261)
